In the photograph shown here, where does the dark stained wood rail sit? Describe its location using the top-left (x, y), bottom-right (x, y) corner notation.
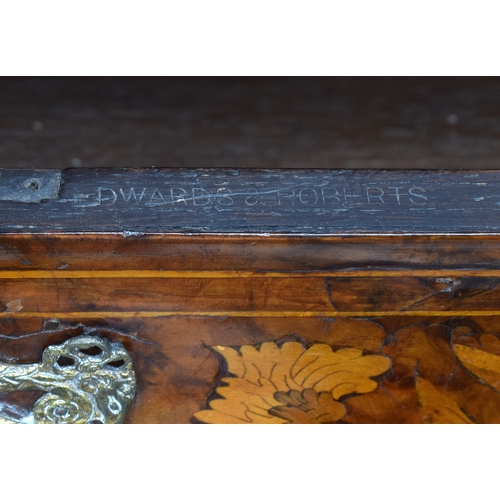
top-left (3, 167), bottom-right (500, 233)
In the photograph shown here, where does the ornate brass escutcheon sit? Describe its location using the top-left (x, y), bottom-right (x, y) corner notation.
top-left (0, 335), bottom-right (136, 424)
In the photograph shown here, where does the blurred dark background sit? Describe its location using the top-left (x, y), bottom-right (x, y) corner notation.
top-left (1, 77), bottom-right (500, 170)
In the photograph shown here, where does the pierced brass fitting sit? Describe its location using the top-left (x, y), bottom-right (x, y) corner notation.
top-left (0, 335), bottom-right (136, 424)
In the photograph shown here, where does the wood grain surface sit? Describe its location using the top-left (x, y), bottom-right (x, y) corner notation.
top-left (4, 168), bottom-right (500, 234)
top-left (3, 276), bottom-right (500, 317)
top-left (3, 234), bottom-right (500, 275)
top-left (2, 77), bottom-right (500, 171)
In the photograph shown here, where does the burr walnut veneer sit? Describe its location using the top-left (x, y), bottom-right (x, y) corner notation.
top-left (2, 167), bottom-right (500, 424)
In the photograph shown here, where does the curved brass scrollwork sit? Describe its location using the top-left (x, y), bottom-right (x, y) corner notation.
top-left (0, 336), bottom-right (136, 424)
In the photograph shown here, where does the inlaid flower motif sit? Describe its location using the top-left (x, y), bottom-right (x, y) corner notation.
top-left (453, 332), bottom-right (500, 391)
top-left (194, 341), bottom-right (391, 424)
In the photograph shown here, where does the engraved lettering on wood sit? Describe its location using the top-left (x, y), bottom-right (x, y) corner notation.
top-left (5, 168), bottom-right (500, 233)
top-left (73, 183), bottom-right (428, 210)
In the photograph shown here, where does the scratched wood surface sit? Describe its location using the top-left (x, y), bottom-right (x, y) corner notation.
top-left (2, 77), bottom-right (500, 171)
top-left (4, 168), bottom-right (500, 233)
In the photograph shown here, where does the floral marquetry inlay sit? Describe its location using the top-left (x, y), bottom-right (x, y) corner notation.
top-left (194, 342), bottom-right (391, 424)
